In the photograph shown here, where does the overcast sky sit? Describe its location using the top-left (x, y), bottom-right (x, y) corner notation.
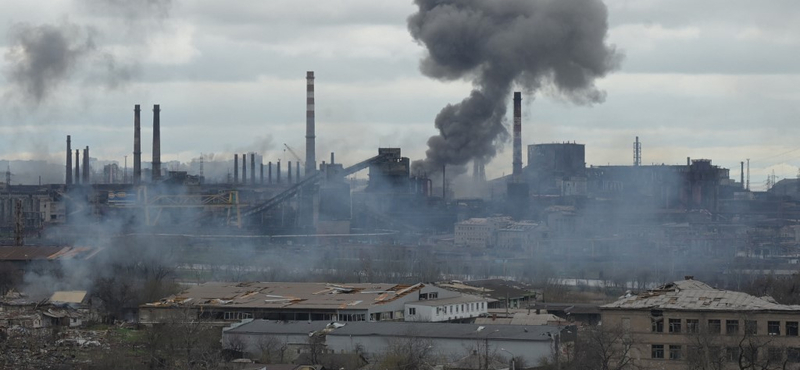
top-left (1, 0), bottom-right (798, 189)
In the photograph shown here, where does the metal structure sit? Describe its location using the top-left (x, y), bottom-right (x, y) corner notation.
top-left (306, 71), bottom-right (316, 175)
top-left (241, 153), bottom-right (391, 219)
top-left (109, 187), bottom-right (245, 227)
top-left (633, 136), bottom-right (641, 167)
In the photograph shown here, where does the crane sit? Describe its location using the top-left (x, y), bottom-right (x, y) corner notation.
top-left (283, 143), bottom-right (304, 167)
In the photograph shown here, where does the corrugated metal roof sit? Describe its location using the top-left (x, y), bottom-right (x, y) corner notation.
top-left (406, 295), bottom-right (486, 307)
top-left (144, 282), bottom-right (426, 310)
top-left (228, 320), bottom-right (562, 342)
top-left (0, 246), bottom-right (99, 261)
top-left (601, 279), bottom-right (800, 312)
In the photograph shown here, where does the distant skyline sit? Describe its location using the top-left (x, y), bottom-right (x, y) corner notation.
top-left (1, 0), bottom-right (799, 189)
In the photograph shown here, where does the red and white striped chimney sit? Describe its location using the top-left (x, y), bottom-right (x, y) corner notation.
top-left (305, 71), bottom-right (316, 174)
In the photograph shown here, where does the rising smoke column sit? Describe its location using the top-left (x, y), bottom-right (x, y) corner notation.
top-left (408, 0), bottom-right (621, 174)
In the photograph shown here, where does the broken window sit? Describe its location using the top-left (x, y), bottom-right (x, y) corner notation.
top-left (708, 319), bottom-right (721, 334)
top-left (768, 347), bottom-right (783, 362)
top-left (726, 320), bottom-right (739, 335)
top-left (669, 319), bottom-right (681, 333)
top-left (686, 319), bottom-right (699, 333)
top-left (726, 347), bottom-right (741, 362)
top-left (651, 345), bottom-right (664, 359)
top-left (651, 310), bottom-right (664, 333)
top-left (669, 345), bottom-right (682, 360)
top-left (788, 348), bottom-right (800, 363)
top-left (768, 321), bottom-right (781, 335)
top-left (787, 322), bottom-right (798, 336)
top-left (745, 320), bottom-right (758, 335)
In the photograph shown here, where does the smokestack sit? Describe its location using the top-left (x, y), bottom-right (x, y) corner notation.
top-left (296, 162), bottom-right (300, 181)
top-left (288, 161), bottom-right (293, 184)
top-left (634, 136), bottom-right (641, 166)
top-left (152, 104), bottom-right (161, 182)
top-left (741, 161), bottom-right (745, 189)
top-left (242, 154), bottom-right (247, 185)
top-left (234, 154), bottom-right (239, 184)
top-left (260, 163), bottom-right (264, 184)
top-left (66, 136), bottom-right (72, 185)
top-left (305, 71), bottom-right (316, 175)
top-left (251, 153), bottom-right (256, 184)
top-left (74, 149), bottom-right (80, 185)
top-left (512, 92), bottom-right (522, 180)
top-left (268, 162), bottom-right (273, 184)
top-left (134, 104), bottom-right (141, 185)
top-left (687, 157), bottom-right (691, 166)
top-left (277, 161), bottom-right (281, 184)
top-left (330, 152), bottom-right (334, 164)
top-left (83, 146), bottom-right (89, 184)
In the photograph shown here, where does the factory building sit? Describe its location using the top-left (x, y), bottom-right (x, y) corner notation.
top-left (601, 278), bottom-right (800, 370)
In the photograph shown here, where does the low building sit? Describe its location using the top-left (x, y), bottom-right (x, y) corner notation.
top-left (404, 295), bottom-right (488, 322)
top-left (601, 278), bottom-right (800, 370)
top-left (436, 279), bottom-right (537, 309)
top-left (140, 282), bottom-right (480, 324)
top-left (223, 320), bottom-right (573, 367)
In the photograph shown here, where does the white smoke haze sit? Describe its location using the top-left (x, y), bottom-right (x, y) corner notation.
top-left (408, 0), bottom-right (622, 175)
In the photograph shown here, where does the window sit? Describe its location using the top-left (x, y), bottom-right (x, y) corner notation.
top-left (768, 321), bottom-right (781, 335)
top-left (408, 307), bottom-right (416, 315)
top-left (726, 320), bottom-right (739, 335)
top-left (669, 319), bottom-right (682, 333)
top-left (708, 319), bottom-right (721, 334)
top-left (788, 348), bottom-right (800, 363)
top-left (787, 322), bottom-right (799, 336)
top-left (745, 320), bottom-right (758, 335)
top-left (669, 345), bottom-right (682, 360)
top-left (768, 347), bottom-right (783, 362)
top-left (726, 347), bottom-right (741, 362)
top-left (652, 311), bottom-right (664, 333)
top-left (652, 345), bottom-right (664, 359)
top-left (686, 319), bottom-right (699, 333)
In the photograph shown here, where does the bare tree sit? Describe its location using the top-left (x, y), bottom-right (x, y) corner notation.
top-left (567, 325), bottom-right (635, 370)
top-left (378, 335), bottom-right (436, 370)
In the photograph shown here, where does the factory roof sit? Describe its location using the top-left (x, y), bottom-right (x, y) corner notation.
top-left (227, 320), bottom-right (562, 342)
top-left (143, 282), bottom-right (428, 311)
top-left (0, 246), bottom-right (100, 261)
top-left (437, 279), bottom-right (536, 301)
top-left (601, 279), bottom-right (800, 312)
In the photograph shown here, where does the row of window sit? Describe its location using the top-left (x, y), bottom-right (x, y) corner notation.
top-left (407, 302), bottom-right (486, 316)
top-left (651, 345), bottom-right (800, 362)
top-left (651, 317), bottom-right (799, 336)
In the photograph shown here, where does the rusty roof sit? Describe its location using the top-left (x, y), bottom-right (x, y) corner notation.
top-left (143, 282), bottom-right (427, 311)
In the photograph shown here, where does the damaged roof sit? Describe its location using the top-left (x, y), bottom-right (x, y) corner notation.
top-left (437, 279), bottom-right (536, 300)
top-left (49, 291), bottom-right (88, 304)
top-left (602, 279), bottom-right (800, 312)
top-left (143, 282), bottom-right (427, 311)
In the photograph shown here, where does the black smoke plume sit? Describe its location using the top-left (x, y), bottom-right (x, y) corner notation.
top-left (4, 23), bottom-right (94, 105)
top-left (4, 21), bottom-right (137, 105)
top-left (408, 0), bottom-right (621, 174)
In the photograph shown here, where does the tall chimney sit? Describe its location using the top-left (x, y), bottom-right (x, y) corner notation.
top-left (242, 154), bottom-right (247, 185)
top-left (512, 92), bottom-right (522, 180)
top-left (288, 161), bottom-right (293, 184)
top-left (305, 71), bottom-right (316, 175)
top-left (234, 154), bottom-right (239, 184)
top-left (633, 136), bottom-right (642, 166)
top-left (268, 162), bottom-right (273, 184)
top-left (83, 146), bottom-right (90, 184)
top-left (251, 153), bottom-right (256, 185)
top-left (74, 150), bottom-right (80, 185)
top-left (260, 163), bottom-right (264, 184)
top-left (741, 161), bottom-right (745, 189)
top-left (66, 136), bottom-right (72, 185)
top-left (152, 104), bottom-right (161, 182)
top-left (277, 161), bottom-right (281, 184)
top-left (134, 104), bottom-right (142, 185)
top-left (330, 152), bottom-right (335, 164)
top-left (296, 162), bottom-right (300, 181)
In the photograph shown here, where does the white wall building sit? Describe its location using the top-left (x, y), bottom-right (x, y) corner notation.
top-left (405, 295), bottom-right (488, 322)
